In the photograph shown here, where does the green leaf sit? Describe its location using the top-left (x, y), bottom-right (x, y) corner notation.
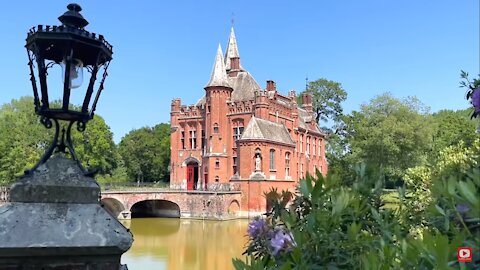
top-left (435, 205), bottom-right (446, 216)
top-left (457, 180), bottom-right (479, 207)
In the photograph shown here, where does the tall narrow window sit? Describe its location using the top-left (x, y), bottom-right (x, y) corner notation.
top-left (233, 157), bottom-right (237, 174)
top-left (201, 130), bottom-right (206, 152)
top-left (285, 152), bottom-right (290, 177)
top-left (318, 139), bottom-right (322, 156)
top-left (306, 136), bottom-right (310, 154)
top-left (213, 123), bottom-right (219, 134)
top-left (300, 163), bottom-right (304, 179)
top-left (181, 130), bottom-right (185, 149)
top-left (300, 135), bottom-right (303, 153)
top-left (269, 149), bottom-right (276, 171)
top-left (215, 159), bottom-right (220, 168)
top-left (313, 138), bottom-right (316, 156)
top-left (189, 129), bottom-right (197, 149)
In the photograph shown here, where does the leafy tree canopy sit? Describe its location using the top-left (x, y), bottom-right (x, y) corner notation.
top-left (0, 96), bottom-right (117, 184)
top-left (430, 108), bottom-right (479, 157)
top-left (299, 78), bottom-right (347, 124)
top-left (344, 93), bottom-right (433, 181)
top-left (118, 123), bottom-right (170, 183)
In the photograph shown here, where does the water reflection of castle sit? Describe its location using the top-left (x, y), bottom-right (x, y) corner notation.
top-left (123, 218), bottom-right (248, 270)
top-left (170, 27), bottom-right (328, 214)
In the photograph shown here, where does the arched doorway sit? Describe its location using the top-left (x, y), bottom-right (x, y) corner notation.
top-left (184, 158), bottom-right (199, 190)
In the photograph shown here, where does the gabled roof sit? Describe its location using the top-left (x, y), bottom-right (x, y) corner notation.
top-left (240, 116), bottom-right (295, 145)
top-left (205, 44), bottom-right (232, 88)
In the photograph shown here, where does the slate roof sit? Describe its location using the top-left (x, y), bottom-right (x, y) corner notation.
top-left (225, 27), bottom-right (242, 70)
top-left (240, 116), bottom-right (295, 145)
top-left (205, 44), bottom-right (232, 88)
top-left (197, 70), bottom-right (261, 105)
top-left (298, 108), bottom-right (322, 134)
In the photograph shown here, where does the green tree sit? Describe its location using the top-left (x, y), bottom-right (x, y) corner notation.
top-left (298, 78), bottom-right (349, 179)
top-left (118, 123), bottom-right (170, 183)
top-left (299, 78), bottom-right (348, 124)
top-left (345, 93), bottom-right (434, 184)
top-left (0, 96), bottom-right (118, 184)
top-left (430, 109), bottom-right (478, 156)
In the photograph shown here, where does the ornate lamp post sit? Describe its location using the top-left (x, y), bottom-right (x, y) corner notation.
top-left (0, 4), bottom-right (132, 269)
top-left (25, 3), bottom-right (112, 173)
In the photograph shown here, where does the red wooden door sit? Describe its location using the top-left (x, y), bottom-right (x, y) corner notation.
top-left (187, 165), bottom-right (194, 190)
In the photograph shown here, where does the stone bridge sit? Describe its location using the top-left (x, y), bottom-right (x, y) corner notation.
top-left (100, 189), bottom-right (243, 220)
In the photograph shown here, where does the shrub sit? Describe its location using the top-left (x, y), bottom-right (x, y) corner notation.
top-left (233, 165), bottom-right (479, 269)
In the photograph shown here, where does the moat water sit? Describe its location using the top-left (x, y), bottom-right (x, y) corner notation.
top-left (121, 218), bottom-right (249, 270)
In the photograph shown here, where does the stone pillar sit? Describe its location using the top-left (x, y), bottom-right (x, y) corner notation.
top-left (0, 154), bottom-right (133, 269)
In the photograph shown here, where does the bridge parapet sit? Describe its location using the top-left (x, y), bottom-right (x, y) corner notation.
top-left (0, 187), bottom-right (9, 205)
top-left (101, 189), bottom-right (243, 221)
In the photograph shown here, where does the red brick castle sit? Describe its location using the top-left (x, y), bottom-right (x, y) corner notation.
top-left (170, 28), bottom-right (328, 214)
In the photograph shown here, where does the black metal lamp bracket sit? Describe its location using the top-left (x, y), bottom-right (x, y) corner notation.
top-left (25, 116), bottom-right (93, 176)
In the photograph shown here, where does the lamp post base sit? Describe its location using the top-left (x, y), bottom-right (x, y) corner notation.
top-left (0, 154), bottom-right (133, 269)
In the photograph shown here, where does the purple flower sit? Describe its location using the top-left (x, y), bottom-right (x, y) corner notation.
top-left (247, 219), bottom-right (267, 239)
top-left (456, 204), bottom-right (470, 214)
top-left (270, 229), bottom-right (296, 255)
top-left (472, 88), bottom-right (480, 113)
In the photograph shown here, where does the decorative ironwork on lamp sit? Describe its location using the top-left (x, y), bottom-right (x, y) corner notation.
top-left (25, 3), bottom-right (113, 174)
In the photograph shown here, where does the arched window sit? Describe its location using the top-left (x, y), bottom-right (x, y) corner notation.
top-left (254, 148), bottom-right (262, 172)
top-left (215, 176), bottom-right (219, 182)
top-left (285, 152), bottom-right (290, 177)
top-left (215, 159), bottom-right (220, 168)
top-left (213, 123), bottom-right (219, 134)
top-left (269, 149), bottom-right (275, 171)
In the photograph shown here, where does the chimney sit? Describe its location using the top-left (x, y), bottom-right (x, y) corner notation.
top-left (266, 80), bottom-right (276, 91)
top-left (301, 93), bottom-right (313, 113)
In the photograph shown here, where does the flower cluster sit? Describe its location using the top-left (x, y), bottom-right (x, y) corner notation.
top-left (247, 218), bottom-right (268, 239)
top-left (245, 218), bottom-right (296, 257)
top-left (270, 229), bottom-right (296, 255)
top-left (472, 87), bottom-right (480, 114)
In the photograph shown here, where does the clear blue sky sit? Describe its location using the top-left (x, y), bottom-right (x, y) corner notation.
top-left (1, 1), bottom-right (478, 143)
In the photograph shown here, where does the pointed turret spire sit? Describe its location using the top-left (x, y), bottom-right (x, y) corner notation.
top-left (205, 44), bottom-right (232, 88)
top-left (225, 27), bottom-right (242, 71)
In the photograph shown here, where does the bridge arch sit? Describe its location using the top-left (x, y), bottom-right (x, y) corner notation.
top-left (131, 200), bottom-right (181, 218)
top-left (101, 197), bottom-right (126, 219)
top-left (228, 200), bottom-right (240, 216)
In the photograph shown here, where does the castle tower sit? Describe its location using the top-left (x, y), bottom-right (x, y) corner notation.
top-left (203, 45), bottom-right (233, 185)
top-left (225, 27), bottom-right (243, 77)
